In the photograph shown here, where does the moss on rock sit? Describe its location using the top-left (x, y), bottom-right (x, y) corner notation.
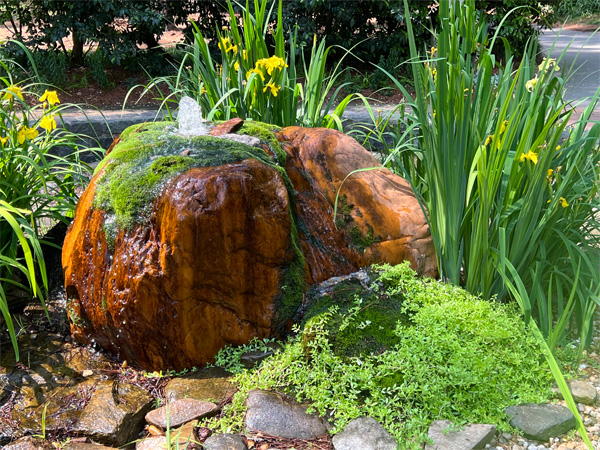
top-left (94, 121), bottom-right (287, 231)
top-left (301, 270), bottom-right (408, 358)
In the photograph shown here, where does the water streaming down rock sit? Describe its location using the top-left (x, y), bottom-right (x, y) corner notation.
top-left (177, 96), bottom-right (209, 136)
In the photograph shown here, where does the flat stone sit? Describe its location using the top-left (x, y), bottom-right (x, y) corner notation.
top-left (136, 420), bottom-right (198, 449)
top-left (62, 444), bottom-right (120, 450)
top-left (3, 436), bottom-right (55, 450)
top-left (145, 398), bottom-right (218, 429)
top-left (210, 118), bottom-right (244, 136)
top-left (505, 404), bottom-right (575, 441)
top-left (74, 381), bottom-right (153, 446)
top-left (203, 433), bottom-right (247, 450)
top-left (165, 367), bottom-right (234, 403)
top-left (424, 420), bottom-right (496, 450)
top-left (553, 380), bottom-right (598, 406)
top-left (245, 389), bottom-right (328, 439)
top-left (216, 133), bottom-right (260, 147)
top-left (332, 417), bottom-right (396, 450)
top-left (240, 343), bottom-right (283, 369)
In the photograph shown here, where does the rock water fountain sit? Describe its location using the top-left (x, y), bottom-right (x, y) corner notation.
top-left (177, 96), bottom-right (209, 136)
top-left (61, 97), bottom-right (437, 370)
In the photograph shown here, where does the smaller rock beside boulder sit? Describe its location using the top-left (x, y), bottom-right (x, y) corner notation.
top-left (332, 417), bottom-right (397, 450)
top-left (553, 380), bottom-right (598, 406)
top-left (3, 437), bottom-right (55, 450)
top-left (505, 403), bottom-right (575, 441)
top-left (424, 420), bottom-right (496, 450)
top-left (74, 381), bottom-right (153, 447)
top-left (164, 367), bottom-right (234, 403)
top-left (245, 389), bottom-right (329, 439)
top-left (62, 444), bottom-right (120, 450)
top-left (145, 398), bottom-right (219, 429)
top-left (203, 433), bottom-right (248, 450)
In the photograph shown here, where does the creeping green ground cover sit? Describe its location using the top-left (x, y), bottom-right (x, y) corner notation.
top-left (206, 262), bottom-right (553, 448)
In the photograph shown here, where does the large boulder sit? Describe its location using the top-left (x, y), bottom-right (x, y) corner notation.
top-left (280, 127), bottom-right (437, 282)
top-left (63, 120), bottom-right (435, 370)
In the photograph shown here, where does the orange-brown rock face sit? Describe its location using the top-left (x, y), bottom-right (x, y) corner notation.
top-left (279, 127), bottom-right (437, 282)
top-left (63, 159), bottom-right (294, 370)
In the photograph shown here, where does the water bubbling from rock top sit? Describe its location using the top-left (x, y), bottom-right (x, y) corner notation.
top-left (177, 96), bottom-right (209, 136)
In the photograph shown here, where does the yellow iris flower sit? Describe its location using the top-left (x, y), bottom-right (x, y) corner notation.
top-left (17, 126), bottom-right (39, 144)
top-left (519, 150), bottom-right (538, 164)
top-left (538, 57), bottom-right (560, 73)
top-left (246, 68), bottom-right (265, 82)
top-left (39, 90), bottom-right (60, 106)
top-left (0, 136), bottom-right (8, 146)
top-left (263, 81), bottom-right (280, 97)
top-left (559, 197), bottom-right (569, 208)
top-left (525, 76), bottom-right (539, 93)
top-left (4, 85), bottom-right (23, 101)
top-left (256, 56), bottom-right (288, 75)
top-left (40, 115), bottom-right (57, 132)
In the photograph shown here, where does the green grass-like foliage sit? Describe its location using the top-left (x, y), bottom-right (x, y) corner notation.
top-left (359, 0), bottom-right (600, 352)
top-left (205, 262), bottom-right (552, 448)
top-left (0, 43), bottom-right (98, 360)
top-left (129, 0), bottom-right (354, 130)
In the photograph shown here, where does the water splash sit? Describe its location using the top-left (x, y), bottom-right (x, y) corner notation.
top-left (178, 96), bottom-right (209, 136)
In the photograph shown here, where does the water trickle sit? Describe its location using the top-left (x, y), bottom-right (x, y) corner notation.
top-left (177, 96), bottom-right (210, 136)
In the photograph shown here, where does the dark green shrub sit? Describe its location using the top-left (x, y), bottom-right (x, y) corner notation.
top-left (85, 50), bottom-right (112, 89)
top-left (31, 51), bottom-right (67, 88)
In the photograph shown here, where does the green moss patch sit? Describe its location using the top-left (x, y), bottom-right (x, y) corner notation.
top-left (94, 121), bottom-right (285, 231)
top-left (204, 262), bottom-right (553, 448)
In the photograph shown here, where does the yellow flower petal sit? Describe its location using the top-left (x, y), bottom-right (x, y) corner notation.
top-left (526, 76), bottom-right (539, 93)
top-left (519, 150), bottom-right (538, 164)
top-left (0, 136), bottom-right (8, 146)
top-left (40, 115), bottom-right (57, 132)
top-left (559, 197), bottom-right (569, 208)
top-left (4, 85), bottom-right (23, 101)
top-left (39, 90), bottom-right (60, 106)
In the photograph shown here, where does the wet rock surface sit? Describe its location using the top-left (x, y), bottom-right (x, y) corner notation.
top-left (74, 380), bottom-right (153, 446)
top-left (244, 389), bottom-right (329, 439)
top-left (145, 398), bottom-right (218, 429)
top-left (424, 420), bottom-right (496, 450)
top-left (279, 126), bottom-right (438, 283)
top-left (63, 135), bottom-right (297, 370)
top-left (3, 436), bottom-right (55, 450)
top-left (164, 367), bottom-right (234, 403)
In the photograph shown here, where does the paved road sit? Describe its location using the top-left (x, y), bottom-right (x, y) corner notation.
top-left (539, 28), bottom-right (600, 108)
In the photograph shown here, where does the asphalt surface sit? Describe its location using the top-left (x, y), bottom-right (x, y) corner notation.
top-left (539, 28), bottom-right (600, 108)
